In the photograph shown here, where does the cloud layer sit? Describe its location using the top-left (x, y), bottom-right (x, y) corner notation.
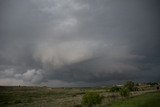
top-left (0, 0), bottom-right (160, 87)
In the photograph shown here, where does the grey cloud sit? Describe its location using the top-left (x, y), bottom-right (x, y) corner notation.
top-left (0, 0), bottom-right (160, 87)
top-left (22, 69), bottom-right (43, 83)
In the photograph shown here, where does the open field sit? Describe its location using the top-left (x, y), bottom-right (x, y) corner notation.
top-left (0, 86), bottom-right (86, 107)
top-left (0, 85), bottom-right (159, 107)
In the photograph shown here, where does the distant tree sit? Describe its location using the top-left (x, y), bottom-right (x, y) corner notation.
top-left (82, 92), bottom-right (103, 107)
top-left (119, 88), bottom-right (130, 98)
top-left (157, 86), bottom-right (159, 90)
top-left (124, 81), bottom-right (135, 91)
top-left (110, 86), bottom-right (121, 92)
top-left (133, 87), bottom-right (139, 91)
top-left (147, 82), bottom-right (158, 86)
top-left (135, 83), bottom-right (139, 86)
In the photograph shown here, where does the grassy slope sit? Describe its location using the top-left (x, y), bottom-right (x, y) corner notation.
top-left (0, 86), bottom-right (105, 107)
top-left (109, 92), bottom-right (160, 107)
top-left (0, 86), bottom-right (85, 107)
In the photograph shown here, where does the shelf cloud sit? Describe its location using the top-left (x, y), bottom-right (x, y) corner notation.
top-left (0, 0), bottom-right (160, 87)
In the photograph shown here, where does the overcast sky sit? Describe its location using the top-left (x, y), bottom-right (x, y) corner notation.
top-left (0, 0), bottom-right (160, 87)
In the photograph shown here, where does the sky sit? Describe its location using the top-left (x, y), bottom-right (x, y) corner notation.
top-left (0, 0), bottom-right (160, 87)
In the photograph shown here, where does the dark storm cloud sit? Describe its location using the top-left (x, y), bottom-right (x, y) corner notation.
top-left (0, 0), bottom-right (160, 86)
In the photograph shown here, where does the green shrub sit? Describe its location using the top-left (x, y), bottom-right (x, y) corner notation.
top-left (133, 87), bottom-right (139, 91)
top-left (82, 92), bottom-right (103, 107)
top-left (124, 81), bottom-right (134, 91)
top-left (110, 86), bottom-right (121, 92)
top-left (119, 88), bottom-right (130, 98)
top-left (14, 99), bottom-right (22, 104)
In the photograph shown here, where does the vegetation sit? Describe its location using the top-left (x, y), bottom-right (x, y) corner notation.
top-left (119, 88), bottom-right (130, 97)
top-left (0, 81), bottom-right (159, 107)
top-left (124, 81), bottom-right (135, 91)
top-left (146, 82), bottom-right (158, 86)
top-left (82, 92), bottom-right (103, 107)
top-left (109, 86), bottom-right (121, 92)
top-left (0, 86), bottom-right (85, 107)
top-left (109, 92), bottom-right (160, 107)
